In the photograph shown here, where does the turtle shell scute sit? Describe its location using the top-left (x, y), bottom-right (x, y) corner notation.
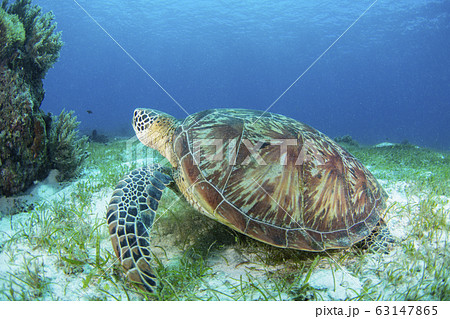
top-left (172, 109), bottom-right (387, 250)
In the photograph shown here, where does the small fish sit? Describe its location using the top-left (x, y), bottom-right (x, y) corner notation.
top-left (86, 110), bottom-right (93, 114)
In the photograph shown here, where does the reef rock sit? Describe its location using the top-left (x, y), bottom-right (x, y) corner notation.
top-left (0, 0), bottom-right (63, 196)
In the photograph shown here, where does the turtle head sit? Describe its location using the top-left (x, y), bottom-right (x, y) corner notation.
top-left (133, 108), bottom-right (179, 166)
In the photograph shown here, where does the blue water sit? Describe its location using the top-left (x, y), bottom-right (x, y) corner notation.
top-left (33, 0), bottom-right (449, 150)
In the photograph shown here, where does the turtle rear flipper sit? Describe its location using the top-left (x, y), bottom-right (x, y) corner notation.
top-left (106, 165), bottom-right (173, 291)
top-left (358, 219), bottom-right (395, 253)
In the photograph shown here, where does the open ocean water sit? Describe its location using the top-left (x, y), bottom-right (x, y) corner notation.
top-left (34, 0), bottom-right (450, 150)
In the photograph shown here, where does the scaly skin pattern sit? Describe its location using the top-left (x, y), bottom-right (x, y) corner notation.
top-left (106, 165), bottom-right (173, 291)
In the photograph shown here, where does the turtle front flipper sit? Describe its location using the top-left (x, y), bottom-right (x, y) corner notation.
top-left (106, 164), bottom-right (173, 291)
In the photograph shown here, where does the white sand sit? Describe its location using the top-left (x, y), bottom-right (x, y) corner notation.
top-left (0, 167), bottom-right (448, 301)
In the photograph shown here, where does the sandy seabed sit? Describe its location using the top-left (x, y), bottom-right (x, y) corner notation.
top-left (0, 153), bottom-right (449, 301)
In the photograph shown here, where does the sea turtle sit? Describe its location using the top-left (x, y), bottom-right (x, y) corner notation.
top-left (106, 108), bottom-right (389, 291)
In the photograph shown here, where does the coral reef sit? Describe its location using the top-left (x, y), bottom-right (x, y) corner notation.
top-left (0, 66), bottom-right (50, 195)
top-left (1, 1), bottom-right (85, 196)
top-left (334, 135), bottom-right (359, 147)
top-left (48, 110), bottom-right (89, 182)
top-left (89, 130), bottom-right (109, 144)
top-left (1, 0), bottom-right (63, 108)
top-left (1, 0), bottom-right (63, 77)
